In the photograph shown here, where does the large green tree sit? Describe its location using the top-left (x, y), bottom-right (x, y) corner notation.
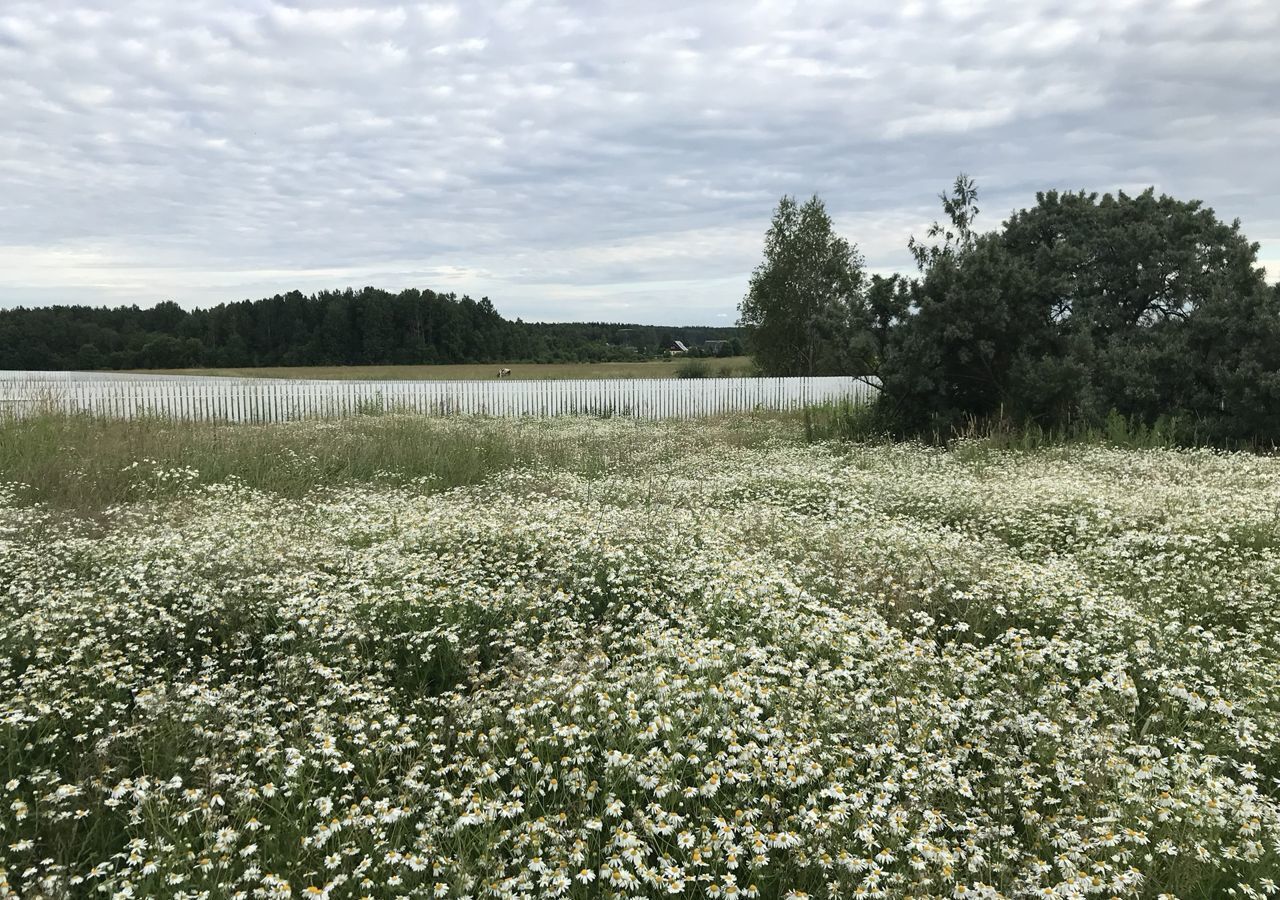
top-left (999, 188), bottom-right (1266, 426)
top-left (739, 194), bottom-right (866, 376)
top-left (881, 179), bottom-right (1278, 442)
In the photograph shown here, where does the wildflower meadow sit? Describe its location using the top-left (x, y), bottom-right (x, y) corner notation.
top-left (2, 415), bottom-right (1278, 898)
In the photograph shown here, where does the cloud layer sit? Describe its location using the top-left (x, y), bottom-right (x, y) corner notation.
top-left (2, 0), bottom-right (1277, 323)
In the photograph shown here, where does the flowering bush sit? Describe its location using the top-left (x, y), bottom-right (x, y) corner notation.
top-left (2, 425), bottom-right (1278, 898)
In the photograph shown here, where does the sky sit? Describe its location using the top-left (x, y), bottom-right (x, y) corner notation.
top-left (1, 0), bottom-right (1277, 325)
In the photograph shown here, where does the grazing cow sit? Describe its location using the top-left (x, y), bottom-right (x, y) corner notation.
top-left (497, 367), bottom-right (512, 378)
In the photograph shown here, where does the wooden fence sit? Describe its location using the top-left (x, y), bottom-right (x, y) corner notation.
top-left (0, 372), bottom-right (880, 422)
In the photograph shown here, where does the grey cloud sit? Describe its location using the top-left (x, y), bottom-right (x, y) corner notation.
top-left (1, 0), bottom-right (1277, 324)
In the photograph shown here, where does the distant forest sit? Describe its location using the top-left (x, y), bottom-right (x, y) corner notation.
top-left (0, 288), bottom-right (743, 370)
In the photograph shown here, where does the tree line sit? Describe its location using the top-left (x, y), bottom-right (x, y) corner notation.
top-left (740, 179), bottom-right (1280, 444)
top-left (0, 288), bottom-right (741, 370)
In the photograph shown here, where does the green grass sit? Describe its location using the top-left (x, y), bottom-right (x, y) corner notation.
top-left (801, 398), bottom-right (1224, 450)
top-left (0, 403), bottom-right (1252, 515)
top-left (126, 357), bottom-right (756, 380)
top-left (0, 409), bottom-right (794, 512)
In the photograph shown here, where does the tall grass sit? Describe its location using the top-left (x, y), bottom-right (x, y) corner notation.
top-left (674, 359), bottom-right (710, 379)
top-left (4, 399), bottom-right (1260, 514)
top-left (951, 408), bottom-right (1197, 451)
top-left (801, 397), bottom-right (897, 443)
top-left (0, 409), bottom-right (795, 511)
top-left (801, 398), bottom-right (1254, 451)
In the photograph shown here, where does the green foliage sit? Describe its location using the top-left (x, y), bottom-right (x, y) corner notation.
top-left (739, 195), bottom-right (867, 376)
top-left (675, 359), bottom-right (710, 378)
top-left (907, 173), bottom-right (980, 270)
top-left (947, 408), bottom-right (1193, 451)
top-left (0, 290), bottom-right (742, 371)
top-left (800, 397), bottom-right (898, 442)
top-left (860, 273), bottom-right (911, 371)
top-left (880, 179), bottom-right (1277, 445)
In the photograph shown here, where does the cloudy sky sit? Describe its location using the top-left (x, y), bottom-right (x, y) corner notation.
top-left (2, 0), bottom-right (1277, 324)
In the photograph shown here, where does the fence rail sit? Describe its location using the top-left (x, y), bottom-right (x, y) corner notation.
top-left (0, 372), bottom-right (880, 422)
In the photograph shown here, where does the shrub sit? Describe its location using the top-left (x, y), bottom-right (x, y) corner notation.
top-left (675, 359), bottom-right (710, 379)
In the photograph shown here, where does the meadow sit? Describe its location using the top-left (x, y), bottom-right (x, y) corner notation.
top-left (2, 412), bottom-right (1279, 899)
top-left (128, 357), bottom-right (755, 381)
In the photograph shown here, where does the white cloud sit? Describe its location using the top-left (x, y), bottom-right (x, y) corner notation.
top-left (0, 0), bottom-right (1277, 323)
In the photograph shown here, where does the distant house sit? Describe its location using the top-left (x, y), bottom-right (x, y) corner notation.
top-left (668, 340), bottom-right (690, 354)
top-left (703, 340), bottom-right (730, 354)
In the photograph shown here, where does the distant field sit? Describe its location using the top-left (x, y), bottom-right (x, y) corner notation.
top-left (129, 356), bottom-right (755, 380)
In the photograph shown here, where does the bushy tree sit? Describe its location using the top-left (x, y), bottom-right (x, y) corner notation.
top-left (1000, 188), bottom-right (1267, 425)
top-left (883, 232), bottom-right (1067, 433)
top-left (1179, 282), bottom-right (1280, 442)
top-left (739, 195), bottom-right (866, 376)
top-left (882, 178), bottom-right (1279, 443)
